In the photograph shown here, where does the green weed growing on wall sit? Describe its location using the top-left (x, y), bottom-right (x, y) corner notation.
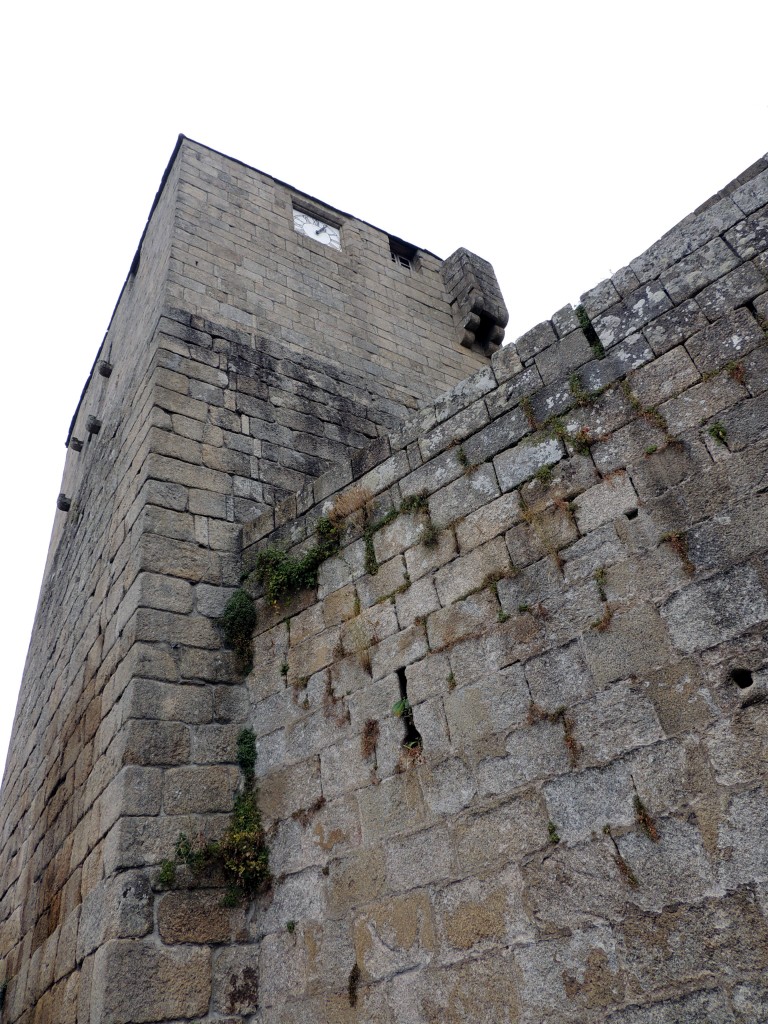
top-left (218, 589), bottom-right (257, 673)
top-left (253, 517), bottom-right (341, 604)
top-left (161, 728), bottom-right (270, 905)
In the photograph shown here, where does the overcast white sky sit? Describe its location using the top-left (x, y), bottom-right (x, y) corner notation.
top-left (1, 0), bottom-right (766, 777)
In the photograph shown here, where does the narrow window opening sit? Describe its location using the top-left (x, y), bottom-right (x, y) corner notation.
top-left (730, 668), bottom-right (753, 689)
top-left (389, 237), bottom-right (418, 271)
top-left (395, 667), bottom-right (422, 750)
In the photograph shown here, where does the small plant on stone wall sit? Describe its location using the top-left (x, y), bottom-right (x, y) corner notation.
top-left (157, 859), bottom-right (177, 887)
top-left (327, 485), bottom-right (373, 526)
top-left (633, 795), bottom-right (660, 842)
top-left (591, 565), bottom-right (613, 630)
top-left (420, 516), bottom-right (439, 548)
top-left (591, 604), bottom-right (614, 633)
top-left (708, 420), bottom-right (728, 446)
top-left (568, 372), bottom-right (602, 407)
top-left (569, 425), bottom-right (594, 456)
top-left (252, 517), bottom-right (341, 605)
top-left (392, 697), bottom-right (411, 718)
top-left (217, 589), bottom-right (257, 673)
top-left (547, 821), bottom-right (560, 845)
top-left (520, 395), bottom-right (538, 429)
top-left (527, 702), bottom-right (580, 767)
top-left (603, 825), bottom-right (639, 887)
top-left (361, 719), bottom-right (379, 759)
top-left (661, 531), bottom-right (695, 576)
top-left (363, 491), bottom-right (439, 574)
top-left (161, 729), bottom-right (270, 905)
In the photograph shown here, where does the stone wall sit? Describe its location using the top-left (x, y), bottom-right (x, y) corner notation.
top-left (1, 149), bottom-right (767, 1024)
top-left (0, 139), bottom-right (505, 1024)
top-left (168, 139), bottom-right (494, 407)
top-left (225, 154), bottom-right (768, 1021)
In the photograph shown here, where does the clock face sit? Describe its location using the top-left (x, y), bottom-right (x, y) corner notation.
top-left (293, 209), bottom-right (341, 250)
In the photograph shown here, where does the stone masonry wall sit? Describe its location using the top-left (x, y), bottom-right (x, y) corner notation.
top-left (144, 154), bottom-right (768, 1023)
top-left (231, 155), bottom-right (768, 1019)
top-left (0, 151), bottom-right (183, 1023)
top-left (1, 151), bottom-right (767, 1024)
top-left (168, 139), bottom-right (492, 409)
top-left (0, 138), bottom-right (505, 1024)
top-left (226, 152), bottom-right (768, 1023)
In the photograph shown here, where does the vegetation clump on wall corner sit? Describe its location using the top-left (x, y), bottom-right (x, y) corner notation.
top-left (251, 517), bottom-right (341, 605)
top-left (159, 728), bottom-right (270, 905)
top-left (218, 589), bottom-right (257, 672)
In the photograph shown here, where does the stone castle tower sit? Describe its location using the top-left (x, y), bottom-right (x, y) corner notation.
top-left (1, 137), bottom-right (767, 1023)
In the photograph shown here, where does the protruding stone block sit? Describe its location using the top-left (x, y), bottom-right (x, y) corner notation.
top-left (441, 247), bottom-right (509, 355)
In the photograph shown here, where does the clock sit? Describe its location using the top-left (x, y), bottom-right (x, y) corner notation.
top-left (293, 209), bottom-right (341, 250)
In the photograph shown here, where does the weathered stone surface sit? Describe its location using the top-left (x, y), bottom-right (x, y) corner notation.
top-left (620, 889), bottom-right (768, 995)
top-left (583, 602), bottom-right (675, 686)
top-left (452, 791), bottom-right (548, 872)
top-left (434, 537), bottom-right (510, 606)
top-left (212, 946), bottom-right (260, 1015)
top-left (354, 887), bottom-right (437, 980)
top-left (726, 204), bottom-right (768, 258)
top-left (517, 925), bottom-right (625, 1018)
top-left (444, 665), bottom-right (529, 748)
top-left (460, 406), bottom-right (529, 465)
top-left (573, 471), bottom-right (638, 533)
top-left (627, 345), bottom-right (700, 406)
top-left (581, 278), bottom-right (621, 318)
top-left (643, 297), bottom-right (709, 354)
top-left (454, 491), bottom-right (521, 552)
top-left (513, 319), bottom-right (556, 362)
top-left (6, 139), bottom-right (768, 1024)
top-left (660, 237), bottom-right (740, 303)
top-left (685, 306), bottom-right (764, 374)
top-left (733, 167), bottom-right (768, 214)
top-left (478, 719), bottom-right (570, 793)
top-left (535, 328), bottom-right (593, 384)
top-left (662, 563), bottom-right (768, 654)
top-left (696, 261), bottom-right (767, 321)
top-left (91, 940), bottom-right (211, 1023)
top-left (594, 283), bottom-right (672, 349)
top-left (493, 437), bottom-right (565, 492)
top-left (524, 641), bottom-right (595, 709)
top-left (389, 950), bottom-right (521, 1024)
top-left (426, 589), bottom-right (498, 651)
top-left (658, 370), bottom-right (746, 434)
top-left (158, 890), bottom-right (245, 943)
top-left (551, 303), bottom-right (580, 338)
top-left (428, 462), bottom-right (501, 529)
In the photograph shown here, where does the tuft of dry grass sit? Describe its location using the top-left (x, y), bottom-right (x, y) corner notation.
top-left (328, 486), bottom-right (373, 525)
top-left (361, 719), bottom-right (379, 759)
top-left (634, 796), bottom-right (660, 842)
